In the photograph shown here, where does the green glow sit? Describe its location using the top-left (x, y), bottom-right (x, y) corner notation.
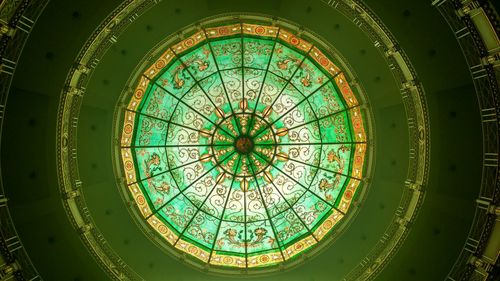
top-left (127, 26), bottom-right (365, 267)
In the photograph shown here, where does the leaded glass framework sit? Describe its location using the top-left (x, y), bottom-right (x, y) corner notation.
top-left (119, 21), bottom-right (370, 271)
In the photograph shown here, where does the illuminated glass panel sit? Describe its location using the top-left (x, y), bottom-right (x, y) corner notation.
top-left (120, 22), bottom-right (368, 269)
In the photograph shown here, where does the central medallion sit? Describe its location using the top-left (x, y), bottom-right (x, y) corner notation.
top-left (234, 135), bottom-right (254, 155)
top-left (209, 112), bottom-right (279, 179)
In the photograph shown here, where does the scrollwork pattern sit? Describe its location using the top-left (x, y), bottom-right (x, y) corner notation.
top-left (119, 21), bottom-right (369, 269)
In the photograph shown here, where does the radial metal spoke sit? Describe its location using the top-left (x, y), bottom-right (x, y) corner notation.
top-left (124, 143), bottom-right (232, 149)
top-left (251, 75), bottom-right (333, 139)
top-left (208, 155), bottom-right (242, 263)
top-left (275, 150), bottom-right (360, 181)
top-left (202, 27), bottom-right (243, 135)
top-left (241, 22), bottom-right (245, 113)
top-left (246, 155), bottom-right (286, 260)
top-left (126, 109), bottom-right (218, 138)
top-left (253, 100), bottom-right (357, 141)
top-left (174, 169), bottom-right (227, 246)
top-left (148, 151), bottom-right (236, 219)
top-left (246, 28), bottom-right (281, 134)
top-left (255, 141), bottom-right (366, 147)
top-left (251, 153), bottom-right (319, 243)
top-left (253, 150), bottom-right (345, 215)
top-left (294, 104), bottom-right (357, 132)
top-left (126, 24), bottom-right (370, 265)
top-left (146, 75), bottom-right (236, 138)
top-left (248, 47), bottom-right (312, 138)
top-left (130, 153), bottom-right (213, 186)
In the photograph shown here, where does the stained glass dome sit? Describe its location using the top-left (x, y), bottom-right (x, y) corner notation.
top-left (119, 21), bottom-right (368, 271)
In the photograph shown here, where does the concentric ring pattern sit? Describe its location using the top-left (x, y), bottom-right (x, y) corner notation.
top-left (119, 22), bottom-right (368, 269)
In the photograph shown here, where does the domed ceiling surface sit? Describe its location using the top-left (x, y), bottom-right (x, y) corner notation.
top-left (0, 0), bottom-right (485, 280)
top-left (58, 0), bottom-right (428, 276)
top-left (119, 21), bottom-right (368, 270)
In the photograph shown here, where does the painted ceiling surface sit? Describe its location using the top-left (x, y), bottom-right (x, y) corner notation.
top-left (119, 23), bottom-right (368, 269)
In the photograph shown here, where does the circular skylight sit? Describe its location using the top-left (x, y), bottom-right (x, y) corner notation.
top-left (119, 21), bottom-right (369, 270)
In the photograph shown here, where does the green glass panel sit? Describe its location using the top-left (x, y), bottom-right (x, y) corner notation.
top-left (243, 37), bottom-right (275, 69)
top-left (182, 211), bottom-right (219, 249)
top-left (245, 220), bottom-right (279, 254)
top-left (139, 173), bottom-right (180, 211)
top-left (134, 114), bottom-right (168, 146)
top-left (291, 58), bottom-right (329, 96)
top-left (319, 111), bottom-right (353, 143)
top-left (126, 25), bottom-right (368, 268)
top-left (163, 154), bottom-right (205, 191)
top-left (308, 81), bottom-right (346, 119)
top-left (199, 176), bottom-right (232, 219)
top-left (268, 171), bottom-right (306, 209)
top-left (244, 187), bottom-right (268, 222)
top-left (219, 68), bottom-right (243, 111)
top-left (198, 72), bottom-right (227, 108)
top-left (183, 172), bottom-right (217, 210)
top-left (133, 147), bottom-right (168, 181)
top-left (271, 208), bottom-right (308, 246)
top-left (169, 99), bottom-right (213, 132)
top-left (309, 171), bottom-right (349, 204)
top-left (157, 194), bottom-right (197, 233)
top-left (319, 143), bottom-right (353, 175)
top-left (179, 43), bottom-right (218, 80)
top-left (274, 144), bottom-right (320, 188)
top-left (157, 59), bottom-right (196, 95)
top-left (210, 38), bottom-right (242, 70)
top-left (214, 220), bottom-right (246, 253)
top-left (141, 84), bottom-right (178, 120)
top-left (292, 190), bottom-right (330, 230)
top-left (255, 72), bottom-right (286, 112)
top-left (270, 83), bottom-right (315, 126)
top-left (259, 178), bottom-right (289, 218)
top-left (181, 84), bottom-right (218, 122)
top-left (166, 123), bottom-right (211, 146)
top-left (165, 145), bottom-right (208, 168)
top-left (243, 68), bottom-right (265, 110)
top-left (269, 42), bottom-right (304, 80)
top-left (279, 119), bottom-right (321, 144)
top-left (222, 188), bottom-right (245, 222)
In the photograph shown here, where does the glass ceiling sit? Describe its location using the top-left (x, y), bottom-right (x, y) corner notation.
top-left (120, 22), bottom-right (368, 269)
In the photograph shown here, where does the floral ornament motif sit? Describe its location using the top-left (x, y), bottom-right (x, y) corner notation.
top-left (223, 228), bottom-right (240, 245)
top-left (319, 178), bottom-right (335, 192)
top-left (145, 152), bottom-right (161, 177)
top-left (327, 144), bottom-right (349, 173)
top-left (250, 227), bottom-right (269, 245)
top-left (173, 70), bottom-right (185, 89)
top-left (154, 182), bottom-right (170, 194)
top-left (277, 59), bottom-right (292, 70)
top-left (219, 227), bottom-right (270, 248)
top-left (185, 59), bottom-right (208, 72)
top-left (120, 22), bottom-right (368, 269)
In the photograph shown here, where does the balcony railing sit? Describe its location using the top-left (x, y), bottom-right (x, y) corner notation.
top-left (432, 0), bottom-right (500, 280)
top-left (0, 0), bottom-right (49, 280)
